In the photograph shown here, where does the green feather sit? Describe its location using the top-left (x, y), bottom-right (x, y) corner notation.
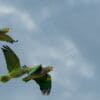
top-left (0, 75), bottom-right (11, 83)
top-left (28, 64), bottom-right (42, 75)
top-left (2, 45), bottom-right (21, 73)
top-left (34, 74), bottom-right (52, 95)
top-left (0, 27), bottom-right (17, 43)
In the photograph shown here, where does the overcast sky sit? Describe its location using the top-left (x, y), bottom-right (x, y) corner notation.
top-left (0, 0), bottom-right (99, 100)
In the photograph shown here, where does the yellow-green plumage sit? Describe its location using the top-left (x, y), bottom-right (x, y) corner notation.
top-left (0, 27), bottom-right (17, 43)
top-left (2, 45), bottom-right (21, 72)
top-left (1, 45), bottom-right (30, 82)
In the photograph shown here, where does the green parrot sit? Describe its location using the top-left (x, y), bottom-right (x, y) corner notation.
top-left (0, 45), bottom-right (31, 83)
top-left (0, 27), bottom-right (18, 43)
top-left (1, 45), bottom-right (53, 95)
top-left (22, 64), bottom-right (53, 95)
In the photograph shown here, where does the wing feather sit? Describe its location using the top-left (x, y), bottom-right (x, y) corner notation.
top-left (0, 34), bottom-right (16, 43)
top-left (0, 28), bottom-right (17, 43)
top-left (28, 65), bottom-right (42, 76)
top-left (34, 74), bottom-right (52, 95)
top-left (1, 45), bottom-right (21, 72)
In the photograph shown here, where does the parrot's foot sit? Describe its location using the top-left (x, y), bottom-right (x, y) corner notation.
top-left (11, 40), bottom-right (18, 44)
top-left (14, 40), bottom-right (18, 43)
top-left (0, 75), bottom-right (11, 83)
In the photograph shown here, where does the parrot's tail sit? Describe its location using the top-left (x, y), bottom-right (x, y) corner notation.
top-left (0, 75), bottom-right (11, 83)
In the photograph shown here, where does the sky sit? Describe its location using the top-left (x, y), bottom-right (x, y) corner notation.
top-left (0, 0), bottom-right (98, 100)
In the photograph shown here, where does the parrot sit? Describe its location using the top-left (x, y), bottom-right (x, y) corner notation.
top-left (0, 27), bottom-right (18, 43)
top-left (1, 45), bottom-right (53, 95)
top-left (0, 45), bottom-right (31, 83)
top-left (22, 64), bottom-right (53, 95)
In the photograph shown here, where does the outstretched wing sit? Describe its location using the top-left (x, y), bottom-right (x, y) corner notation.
top-left (0, 28), bottom-right (17, 43)
top-left (1, 45), bottom-right (21, 73)
top-left (0, 34), bottom-right (17, 43)
top-left (34, 74), bottom-right (52, 95)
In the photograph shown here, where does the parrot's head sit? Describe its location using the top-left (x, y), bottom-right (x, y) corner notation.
top-left (2, 27), bottom-right (10, 33)
top-left (44, 66), bottom-right (53, 73)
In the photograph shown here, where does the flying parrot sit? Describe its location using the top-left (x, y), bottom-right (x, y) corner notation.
top-left (22, 64), bottom-right (53, 95)
top-left (1, 45), bottom-right (53, 95)
top-left (0, 45), bottom-right (31, 82)
top-left (0, 27), bottom-right (18, 43)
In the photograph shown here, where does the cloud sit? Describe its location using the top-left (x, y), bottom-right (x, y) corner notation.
top-left (0, 1), bottom-right (97, 100)
top-left (67, 0), bottom-right (99, 6)
top-left (16, 12), bottom-right (36, 31)
top-left (43, 38), bottom-right (95, 99)
top-left (0, 4), bottom-right (36, 31)
top-left (79, 63), bottom-right (95, 79)
top-left (40, 7), bottom-right (51, 20)
top-left (0, 5), bottom-right (14, 15)
top-left (52, 38), bottom-right (95, 78)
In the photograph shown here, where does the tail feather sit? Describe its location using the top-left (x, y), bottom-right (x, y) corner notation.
top-left (0, 75), bottom-right (11, 83)
top-left (22, 77), bottom-right (31, 82)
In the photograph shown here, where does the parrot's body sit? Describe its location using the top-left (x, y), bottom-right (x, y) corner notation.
top-left (1, 45), bottom-right (53, 95)
top-left (0, 27), bottom-right (17, 43)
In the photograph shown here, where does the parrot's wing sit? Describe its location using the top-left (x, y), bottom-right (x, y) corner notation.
top-left (34, 74), bottom-right (52, 95)
top-left (1, 45), bottom-right (21, 73)
top-left (0, 28), bottom-right (17, 43)
top-left (0, 34), bottom-right (17, 43)
top-left (28, 64), bottom-right (42, 76)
